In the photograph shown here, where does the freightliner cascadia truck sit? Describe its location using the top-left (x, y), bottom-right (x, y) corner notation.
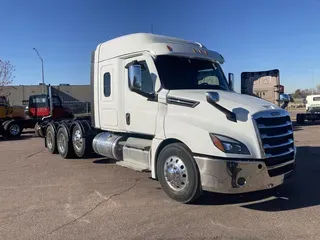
top-left (42, 33), bottom-right (296, 203)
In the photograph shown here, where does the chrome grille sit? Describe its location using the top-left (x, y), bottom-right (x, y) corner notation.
top-left (253, 111), bottom-right (295, 176)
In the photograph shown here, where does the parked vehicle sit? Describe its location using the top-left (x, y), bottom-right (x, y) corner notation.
top-left (0, 96), bottom-right (10, 119)
top-left (297, 94), bottom-right (320, 124)
top-left (0, 90), bottom-right (73, 138)
top-left (241, 69), bottom-right (293, 109)
top-left (42, 33), bottom-right (296, 203)
top-left (0, 96), bottom-right (25, 119)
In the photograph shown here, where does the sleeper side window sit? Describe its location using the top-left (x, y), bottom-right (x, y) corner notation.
top-left (104, 72), bottom-right (111, 97)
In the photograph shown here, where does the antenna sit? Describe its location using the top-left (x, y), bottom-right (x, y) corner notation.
top-left (151, 24), bottom-right (154, 34)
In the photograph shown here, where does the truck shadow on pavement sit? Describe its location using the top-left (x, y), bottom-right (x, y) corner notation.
top-left (195, 146), bottom-right (320, 211)
top-left (292, 120), bottom-right (320, 131)
top-left (0, 135), bottom-right (34, 141)
top-left (292, 123), bottom-right (303, 132)
top-left (93, 158), bottom-right (117, 164)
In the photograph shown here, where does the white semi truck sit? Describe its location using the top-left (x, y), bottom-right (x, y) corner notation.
top-left (43, 33), bottom-right (296, 203)
top-left (296, 94), bottom-right (320, 124)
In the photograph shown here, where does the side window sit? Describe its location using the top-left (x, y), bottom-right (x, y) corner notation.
top-left (138, 61), bottom-right (154, 94)
top-left (104, 72), bottom-right (111, 97)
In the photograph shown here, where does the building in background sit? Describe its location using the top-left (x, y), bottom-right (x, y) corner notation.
top-left (0, 84), bottom-right (91, 115)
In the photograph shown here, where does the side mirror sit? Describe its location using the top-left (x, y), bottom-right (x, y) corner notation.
top-left (228, 73), bottom-right (234, 91)
top-left (206, 91), bottom-right (220, 103)
top-left (280, 93), bottom-right (290, 103)
top-left (128, 65), bottom-right (142, 91)
top-left (279, 93), bottom-right (291, 109)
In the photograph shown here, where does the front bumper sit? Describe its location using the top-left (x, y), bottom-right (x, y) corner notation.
top-left (194, 155), bottom-right (295, 194)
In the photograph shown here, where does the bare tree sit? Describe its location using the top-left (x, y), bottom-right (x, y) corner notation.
top-left (0, 60), bottom-right (15, 96)
top-left (0, 60), bottom-right (15, 86)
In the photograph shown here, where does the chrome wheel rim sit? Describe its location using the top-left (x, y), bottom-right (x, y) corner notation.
top-left (58, 133), bottom-right (66, 153)
top-left (9, 124), bottom-right (20, 135)
top-left (73, 129), bottom-right (83, 151)
top-left (164, 156), bottom-right (188, 191)
top-left (47, 131), bottom-right (53, 149)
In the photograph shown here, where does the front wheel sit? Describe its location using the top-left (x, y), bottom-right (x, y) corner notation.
top-left (7, 122), bottom-right (22, 137)
top-left (156, 142), bottom-right (202, 204)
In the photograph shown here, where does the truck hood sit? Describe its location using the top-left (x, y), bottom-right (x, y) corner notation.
top-left (167, 89), bottom-right (281, 115)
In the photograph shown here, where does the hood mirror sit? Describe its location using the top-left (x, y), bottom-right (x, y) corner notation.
top-left (206, 91), bottom-right (237, 122)
top-left (206, 91), bottom-right (220, 103)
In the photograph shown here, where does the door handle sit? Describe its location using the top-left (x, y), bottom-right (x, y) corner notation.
top-left (126, 113), bottom-right (130, 125)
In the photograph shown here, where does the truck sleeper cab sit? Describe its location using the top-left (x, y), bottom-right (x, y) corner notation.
top-left (44, 33), bottom-right (296, 203)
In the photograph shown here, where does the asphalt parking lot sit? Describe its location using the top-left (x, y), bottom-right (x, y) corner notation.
top-left (0, 110), bottom-right (319, 240)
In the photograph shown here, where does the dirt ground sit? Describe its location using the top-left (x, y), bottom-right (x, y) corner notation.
top-left (0, 110), bottom-right (319, 240)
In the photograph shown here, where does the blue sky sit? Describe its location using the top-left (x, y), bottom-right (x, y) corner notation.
top-left (1, 0), bottom-right (320, 93)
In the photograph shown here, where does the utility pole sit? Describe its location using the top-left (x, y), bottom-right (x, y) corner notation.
top-left (33, 48), bottom-right (45, 94)
top-left (312, 69), bottom-right (315, 95)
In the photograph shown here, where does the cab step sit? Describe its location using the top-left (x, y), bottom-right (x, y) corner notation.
top-left (116, 137), bottom-right (151, 172)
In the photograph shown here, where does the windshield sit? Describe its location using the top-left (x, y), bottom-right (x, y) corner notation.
top-left (154, 55), bottom-right (230, 91)
top-left (29, 95), bottom-right (62, 108)
top-left (0, 97), bottom-right (8, 106)
top-left (51, 96), bottom-right (62, 107)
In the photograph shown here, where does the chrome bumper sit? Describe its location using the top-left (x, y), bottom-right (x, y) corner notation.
top-left (194, 155), bottom-right (295, 194)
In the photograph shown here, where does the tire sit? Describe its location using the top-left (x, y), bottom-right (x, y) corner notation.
top-left (156, 142), bottom-right (202, 204)
top-left (56, 125), bottom-right (75, 159)
top-left (35, 129), bottom-right (39, 137)
top-left (299, 114), bottom-right (305, 124)
top-left (296, 114), bottom-right (300, 124)
top-left (71, 123), bottom-right (92, 158)
top-left (296, 114), bottom-right (305, 124)
top-left (46, 125), bottom-right (57, 154)
top-left (34, 122), bottom-right (43, 137)
top-left (7, 121), bottom-right (22, 137)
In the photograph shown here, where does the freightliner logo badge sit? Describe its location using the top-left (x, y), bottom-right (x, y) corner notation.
top-left (271, 112), bottom-right (280, 116)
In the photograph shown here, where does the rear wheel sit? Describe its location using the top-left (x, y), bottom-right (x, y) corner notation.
top-left (7, 122), bottom-right (22, 137)
top-left (34, 126), bottom-right (39, 137)
top-left (57, 125), bottom-right (75, 159)
top-left (34, 122), bottom-right (44, 137)
top-left (71, 123), bottom-right (92, 158)
top-left (296, 113), bottom-right (305, 124)
top-left (46, 125), bottom-right (57, 154)
top-left (156, 142), bottom-right (202, 204)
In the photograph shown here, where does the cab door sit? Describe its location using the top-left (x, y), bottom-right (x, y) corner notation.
top-left (241, 69), bottom-right (282, 106)
top-left (123, 54), bottom-right (159, 135)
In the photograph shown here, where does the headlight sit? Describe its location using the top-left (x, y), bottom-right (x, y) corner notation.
top-left (209, 134), bottom-right (250, 155)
